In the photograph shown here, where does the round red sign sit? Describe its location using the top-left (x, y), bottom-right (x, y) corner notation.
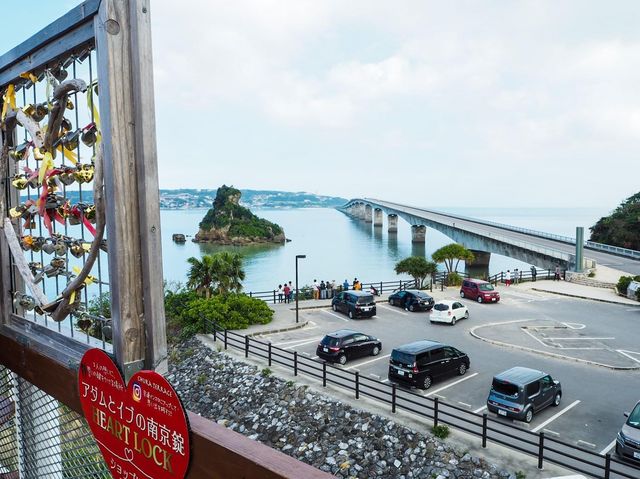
top-left (78, 348), bottom-right (190, 479)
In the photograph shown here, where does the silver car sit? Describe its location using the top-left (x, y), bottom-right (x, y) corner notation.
top-left (616, 401), bottom-right (640, 462)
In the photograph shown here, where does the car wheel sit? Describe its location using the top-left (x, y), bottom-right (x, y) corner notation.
top-left (409, 304), bottom-right (415, 312)
top-left (451, 317), bottom-right (457, 325)
top-left (458, 363), bottom-right (467, 375)
top-left (389, 298), bottom-right (394, 306)
top-left (430, 320), bottom-right (435, 324)
top-left (332, 304), bottom-right (338, 312)
top-left (477, 296), bottom-right (483, 303)
top-left (460, 291), bottom-right (465, 298)
top-left (553, 392), bottom-right (562, 407)
top-left (348, 310), bottom-right (354, 319)
top-left (422, 375), bottom-right (432, 390)
top-left (338, 354), bottom-right (347, 365)
top-left (464, 310), bottom-right (469, 319)
top-left (524, 408), bottom-right (533, 423)
top-left (371, 346), bottom-right (380, 356)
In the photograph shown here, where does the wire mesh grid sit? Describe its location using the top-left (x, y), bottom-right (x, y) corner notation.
top-left (2, 46), bottom-right (111, 351)
top-left (0, 365), bottom-right (109, 478)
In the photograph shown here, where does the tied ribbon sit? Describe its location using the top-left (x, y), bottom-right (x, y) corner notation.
top-left (38, 152), bottom-right (54, 185)
top-left (19, 71), bottom-right (38, 84)
top-left (70, 206), bottom-right (96, 237)
top-left (86, 81), bottom-right (102, 143)
top-left (57, 144), bottom-right (78, 165)
top-left (69, 265), bottom-right (94, 304)
top-left (1, 84), bottom-right (16, 121)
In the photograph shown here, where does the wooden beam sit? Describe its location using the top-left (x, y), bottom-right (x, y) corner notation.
top-left (95, 0), bottom-right (147, 380)
top-left (0, 333), bottom-right (333, 479)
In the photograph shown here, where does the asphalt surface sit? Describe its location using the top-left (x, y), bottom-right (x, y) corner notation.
top-left (253, 287), bottom-right (640, 457)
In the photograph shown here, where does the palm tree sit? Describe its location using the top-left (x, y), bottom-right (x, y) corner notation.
top-left (187, 252), bottom-right (245, 297)
top-left (394, 256), bottom-right (439, 288)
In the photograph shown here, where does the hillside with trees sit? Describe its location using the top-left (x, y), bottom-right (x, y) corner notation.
top-left (589, 192), bottom-right (640, 250)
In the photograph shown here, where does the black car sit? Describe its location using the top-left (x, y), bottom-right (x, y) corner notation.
top-left (487, 367), bottom-right (562, 423)
top-left (387, 340), bottom-right (469, 389)
top-left (388, 289), bottom-right (435, 312)
top-left (316, 329), bottom-right (382, 365)
top-left (331, 291), bottom-right (376, 319)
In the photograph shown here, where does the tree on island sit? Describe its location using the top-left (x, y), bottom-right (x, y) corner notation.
top-left (394, 256), bottom-right (438, 288)
top-left (590, 192), bottom-right (640, 251)
top-left (431, 244), bottom-right (474, 284)
top-left (187, 252), bottom-right (245, 298)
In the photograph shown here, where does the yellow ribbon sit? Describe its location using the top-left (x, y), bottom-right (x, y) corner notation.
top-left (70, 266), bottom-right (95, 304)
top-left (38, 152), bottom-right (54, 184)
top-left (57, 144), bottom-right (78, 165)
top-left (1, 84), bottom-right (16, 121)
top-left (87, 81), bottom-right (102, 143)
top-left (19, 71), bottom-right (38, 84)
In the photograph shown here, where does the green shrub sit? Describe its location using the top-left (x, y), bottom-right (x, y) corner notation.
top-left (261, 368), bottom-right (272, 377)
top-left (587, 270), bottom-right (596, 278)
top-left (617, 275), bottom-right (640, 295)
top-left (515, 471), bottom-right (526, 479)
top-left (431, 424), bottom-right (450, 439)
top-left (446, 272), bottom-right (463, 286)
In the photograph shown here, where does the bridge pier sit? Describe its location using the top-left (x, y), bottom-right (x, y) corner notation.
top-left (411, 225), bottom-right (426, 244)
top-left (388, 214), bottom-right (398, 232)
top-left (374, 208), bottom-right (383, 226)
top-left (364, 204), bottom-right (373, 223)
top-left (468, 250), bottom-right (491, 267)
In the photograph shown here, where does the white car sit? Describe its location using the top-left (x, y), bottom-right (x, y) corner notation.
top-left (430, 300), bottom-right (469, 325)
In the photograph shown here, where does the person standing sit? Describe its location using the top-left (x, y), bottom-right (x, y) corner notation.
top-left (505, 270), bottom-right (511, 287)
top-left (283, 283), bottom-right (290, 303)
top-left (554, 266), bottom-right (561, 281)
top-left (513, 268), bottom-right (519, 285)
top-left (288, 281), bottom-right (294, 301)
top-left (313, 279), bottom-right (319, 299)
top-left (277, 284), bottom-right (283, 303)
top-left (343, 279), bottom-right (349, 291)
top-left (320, 280), bottom-right (327, 299)
top-left (530, 266), bottom-right (537, 282)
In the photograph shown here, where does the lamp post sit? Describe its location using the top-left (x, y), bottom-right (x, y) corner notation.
top-left (295, 255), bottom-right (306, 323)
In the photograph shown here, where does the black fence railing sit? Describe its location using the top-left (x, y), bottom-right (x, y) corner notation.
top-left (488, 268), bottom-right (566, 285)
top-left (204, 318), bottom-right (639, 479)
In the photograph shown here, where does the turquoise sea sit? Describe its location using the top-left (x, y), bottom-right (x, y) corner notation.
top-left (159, 207), bottom-right (610, 293)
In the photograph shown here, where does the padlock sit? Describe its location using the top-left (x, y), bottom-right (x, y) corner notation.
top-left (61, 129), bottom-right (81, 151)
top-left (11, 174), bottom-right (28, 190)
top-left (81, 123), bottom-right (98, 147)
top-left (42, 238), bottom-right (56, 255)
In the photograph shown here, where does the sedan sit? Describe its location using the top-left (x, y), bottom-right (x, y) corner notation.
top-left (316, 329), bottom-right (382, 365)
top-left (430, 300), bottom-right (469, 325)
top-left (388, 289), bottom-right (435, 312)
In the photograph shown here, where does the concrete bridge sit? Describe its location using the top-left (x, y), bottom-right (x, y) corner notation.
top-left (340, 198), bottom-right (640, 276)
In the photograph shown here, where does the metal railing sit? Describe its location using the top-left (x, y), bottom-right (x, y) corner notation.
top-left (204, 319), bottom-right (640, 479)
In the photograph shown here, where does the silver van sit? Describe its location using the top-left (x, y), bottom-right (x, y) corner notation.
top-left (616, 401), bottom-right (640, 462)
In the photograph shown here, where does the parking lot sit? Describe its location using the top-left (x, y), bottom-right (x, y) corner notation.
top-left (251, 286), bottom-right (640, 455)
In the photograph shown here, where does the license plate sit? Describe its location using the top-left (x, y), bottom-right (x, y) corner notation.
top-left (362, 307), bottom-right (370, 311)
top-left (498, 409), bottom-right (507, 416)
top-left (492, 298), bottom-right (496, 302)
top-left (397, 370), bottom-right (404, 376)
top-left (634, 452), bottom-right (640, 460)
top-left (323, 347), bottom-right (328, 352)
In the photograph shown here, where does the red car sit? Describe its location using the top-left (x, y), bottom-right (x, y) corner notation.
top-left (460, 279), bottom-right (500, 303)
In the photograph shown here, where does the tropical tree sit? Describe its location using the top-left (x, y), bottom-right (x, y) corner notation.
top-left (431, 244), bottom-right (475, 275)
top-left (394, 256), bottom-right (439, 288)
top-left (187, 252), bottom-right (245, 297)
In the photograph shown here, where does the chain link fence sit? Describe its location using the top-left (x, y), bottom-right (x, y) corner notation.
top-left (0, 366), bottom-right (108, 478)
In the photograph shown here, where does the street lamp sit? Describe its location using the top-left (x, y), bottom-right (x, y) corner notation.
top-left (295, 255), bottom-right (306, 323)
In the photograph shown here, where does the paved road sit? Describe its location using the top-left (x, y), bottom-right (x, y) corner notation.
top-left (253, 287), bottom-right (640, 458)
top-left (360, 198), bottom-right (640, 275)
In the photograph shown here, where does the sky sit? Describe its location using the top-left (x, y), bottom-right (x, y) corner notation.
top-left (1, 1), bottom-right (639, 208)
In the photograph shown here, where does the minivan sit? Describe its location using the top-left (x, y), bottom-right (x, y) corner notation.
top-left (331, 291), bottom-right (376, 319)
top-left (460, 278), bottom-right (500, 303)
top-left (388, 340), bottom-right (470, 390)
top-left (316, 329), bottom-right (382, 365)
top-left (616, 400), bottom-right (640, 462)
top-left (487, 367), bottom-right (562, 423)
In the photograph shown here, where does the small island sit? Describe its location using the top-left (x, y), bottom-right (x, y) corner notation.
top-left (194, 185), bottom-right (286, 245)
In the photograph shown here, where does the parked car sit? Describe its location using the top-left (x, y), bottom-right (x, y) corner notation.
top-left (430, 300), bottom-right (469, 325)
top-left (331, 291), bottom-right (376, 319)
top-left (316, 329), bottom-right (382, 365)
top-left (616, 400), bottom-right (640, 462)
top-left (460, 278), bottom-right (500, 303)
top-left (486, 367), bottom-right (562, 423)
top-left (387, 340), bottom-right (470, 389)
top-left (388, 289), bottom-right (435, 312)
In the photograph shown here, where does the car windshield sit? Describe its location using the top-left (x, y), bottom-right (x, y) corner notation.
top-left (356, 295), bottom-right (374, 304)
top-left (479, 284), bottom-right (495, 292)
top-left (391, 350), bottom-right (415, 365)
top-left (491, 379), bottom-right (519, 397)
top-left (627, 403), bottom-right (640, 429)
top-left (433, 303), bottom-right (450, 311)
top-left (321, 336), bottom-right (341, 347)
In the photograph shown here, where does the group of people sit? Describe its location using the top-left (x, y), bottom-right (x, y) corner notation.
top-left (276, 281), bottom-right (294, 303)
top-left (503, 265), bottom-right (561, 286)
top-left (312, 279), bottom-right (338, 300)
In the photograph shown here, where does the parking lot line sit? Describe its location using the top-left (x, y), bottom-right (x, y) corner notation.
top-left (322, 310), bottom-right (349, 322)
top-left (379, 304), bottom-right (408, 316)
top-left (381, 378), bottom-right (389, 383)
top-left (274, 336), bottom-right (323, 347)
top-left (283, 338), bottom-right (324, 349)
top-left (531, 400), bottom-right (581, 433)
top-left (473, 405), bottom-right (487, 414)
top-left (600, 438), bottom-right (617, 455)
top-left (521, 328), bottom-right (550, 347)
top-left (344, 354), bottom-right (391, 370)
top-left (423, 373), bottom-right (479, 397)
top-left (546, 337), bottom-right (614, 341)
top-left (617, 350), bottom-right (640, 364)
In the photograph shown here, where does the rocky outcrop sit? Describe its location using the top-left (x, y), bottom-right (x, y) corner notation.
top-left (194, 185), bottom-right (285, 244)
top-left (168, 338), bottom-right (516, 479)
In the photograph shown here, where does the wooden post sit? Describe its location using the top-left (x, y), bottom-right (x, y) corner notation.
top-left (95, 0), bottom-right (166, 380)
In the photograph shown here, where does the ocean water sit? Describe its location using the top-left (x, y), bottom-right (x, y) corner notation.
top-left (159, 207), bottom-right (609, 293)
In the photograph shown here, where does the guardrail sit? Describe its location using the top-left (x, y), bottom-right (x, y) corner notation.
top-left (204, 318), bottom-right (639, 479)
